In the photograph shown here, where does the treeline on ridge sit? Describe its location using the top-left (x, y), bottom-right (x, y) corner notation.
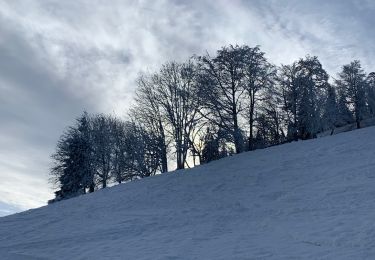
top-left (49, 45), bottom-right (375, 203)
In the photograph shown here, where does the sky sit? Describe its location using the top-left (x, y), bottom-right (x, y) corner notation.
top-left (0, 0), bottom-right (374, 216)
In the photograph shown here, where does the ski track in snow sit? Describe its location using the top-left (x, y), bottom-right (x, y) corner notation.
top-left (1, 127), bottom-right (375, 259)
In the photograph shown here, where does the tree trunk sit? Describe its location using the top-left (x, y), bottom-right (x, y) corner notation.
top-left (158, 119), bottom-right (168, 173)
top-left (176, 132), bottom-right (184, 170)
top-left (232, 83), bottom-right (242, 154)
top-left (89, 183), bottom-right (95, 193)
top-left (248, 119), bottom-right (254, 151)
top-left (233, 118), bottom-right (242, 154)
top-left (161, 147), bottom-right (168, 173)
top-left (176, 151), bottom-right (184, 170)
top-left (248, 99), bottom-right (255, 151)
top-left (355, 104), bottom-right (361, 129)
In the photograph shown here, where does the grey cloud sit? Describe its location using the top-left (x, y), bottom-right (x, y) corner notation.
top-left (0, 11), bottom-right (97, 210)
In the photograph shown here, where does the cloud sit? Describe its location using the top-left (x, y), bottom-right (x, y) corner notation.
top-left (255, 0), bottom-right (375, 73)
top-left (0, 0), bottom-right (374, 214)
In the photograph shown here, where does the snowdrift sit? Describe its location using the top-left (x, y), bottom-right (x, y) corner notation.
top-left (1, 127), bottom-right (375, 259)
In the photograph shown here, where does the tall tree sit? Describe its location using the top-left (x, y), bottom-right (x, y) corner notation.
top-left (336, 60), bottom-right (367, 128)
top-left (366, 72), bottom-right (375, 117)
top-left (91, 114), bottom-right (113, 188)
top-left (322, 84), bottom-right (339, 134)
top-left (153, 61), bottom-right (202, 169)
top-left (296, 56), bottom-right (329, 139)
top-left (197, 45), bottom-right (246, 153)
top-left (259, 84), bottom-right (285, 145)
top-left (131, 75), bottom-right (169, 173)
top-left (242, 46), bottom-right (275, 150)
top-left (336, 90), bottom-right (354, 126)
top-left (278, 63), bottom-right (300, 141)
top-left (279, 56), bottom-right (329, 140)
top-left (111, 118), bottom-right (129, 184)
top-left (50, 112), bottom-right (93, 201)
top-left (123, 122), bottom-right (161, 178)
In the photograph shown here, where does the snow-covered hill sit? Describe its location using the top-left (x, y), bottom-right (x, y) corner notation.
top-left (1, 127), bottom-right (375, 259)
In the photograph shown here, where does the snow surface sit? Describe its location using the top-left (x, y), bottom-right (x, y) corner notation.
top-left (1, 127), bottom-right (375, 259)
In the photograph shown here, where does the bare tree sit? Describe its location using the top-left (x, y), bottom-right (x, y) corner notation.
top-left (336, 60), bottom-right (367, 129)
top-left (278, 63), bottom-right (300, 141)
top-left (197, 45), bottom-right (246, 154)
top-left (129, 122), bottom-right (162, 177)
top-left (111, 118), bottom-right (130, 184)
top-left (259, 84), bottom-right (285, 145)
top-left (322, 84), bottom-right (339, 134)
top-left (91, 114), bottom-right (113, 188)
top-left (366, 72), bottom-right (375, 117)
top-left (131, 75), bottom-right (169, 173)
top-left (242, 46), bottom-right (276, 150)
top-left (153, 61), bottom-right (202, 169)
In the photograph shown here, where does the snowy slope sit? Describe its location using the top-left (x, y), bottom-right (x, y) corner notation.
top-left (1, 127), bottom-right (375, 260)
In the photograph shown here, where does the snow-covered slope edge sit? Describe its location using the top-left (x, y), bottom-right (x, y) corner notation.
top-left (1, 127), bottom-right (375, 260)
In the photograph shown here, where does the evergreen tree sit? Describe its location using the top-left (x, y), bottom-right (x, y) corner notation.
top-left (201, 127), bottom-right (220, 164)
top-left (50, 112), bottom-right (93, 201)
